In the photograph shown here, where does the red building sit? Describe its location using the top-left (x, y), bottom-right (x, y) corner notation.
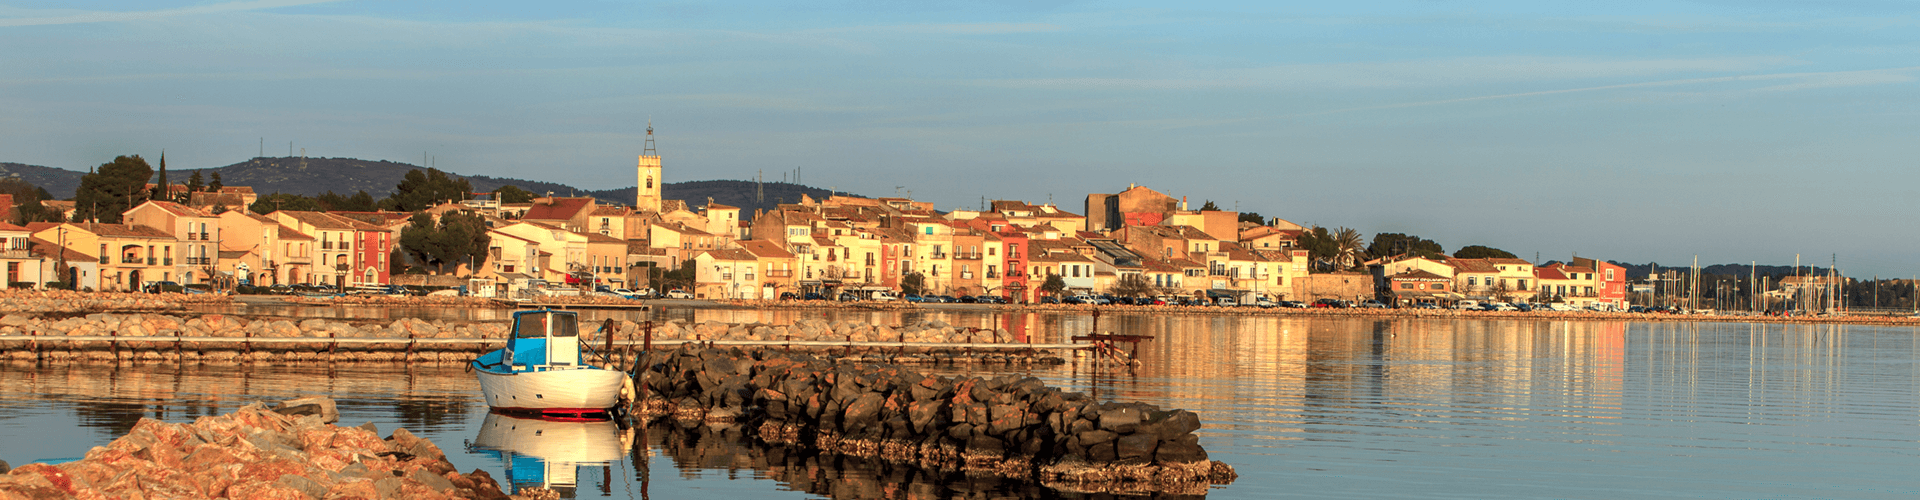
top-left (1573, 257), bottom-right (1628, 309)
top-left (998, 231), bottom-right (1030, 303)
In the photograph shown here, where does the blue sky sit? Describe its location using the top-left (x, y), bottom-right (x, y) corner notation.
top-left (4, 1), bottom-right (1919, 276)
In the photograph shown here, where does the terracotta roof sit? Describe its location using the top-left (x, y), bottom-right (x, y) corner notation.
top-left (1392, 269), bottom-right (1451, 281)
top-left (276, 226), bottom-right (314, 240)
top-left (1534, 267), bottom-right (1571, 280)
top-left (1449, 258), bottom-right (1499, 273)
top-left (705, 202), bottom-right (738, 210)
top-left (0, 221), bottom-right (28, 232)
top-left (137, 200), bottom-right (213, 218)
top-left (590, 206), bottom-right (629, 216)
top-left (69, 223), bottom-right (174, 239)
top-left (582, 232), bottom-right (626, 244)
top-left (29, 236), bottom-right (90, 261)
top-left (737, 240), bottom-right (795, 259)
top-left (1487, 258), bottom-right (1533, 266)
top-left (524, 197), bottom-right (594, 221)
top-left (699, 248), bottom-right (757, 261)
top-left (278, 211), bottom-right (376, 231)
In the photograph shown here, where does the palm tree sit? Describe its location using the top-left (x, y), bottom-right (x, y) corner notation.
top-left (1333, 227), bottom-right (1364, 270)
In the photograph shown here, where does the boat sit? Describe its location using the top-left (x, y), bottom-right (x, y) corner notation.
top-left (469, 412), bottom-right (632, 497)
top-left (470, 309), bottom-right (631, 418)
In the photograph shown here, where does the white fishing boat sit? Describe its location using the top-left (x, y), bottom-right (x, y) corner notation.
top-left (470, 309), bottom-right (630, 417)
top-left (469, 412), bottom-right (631, 496)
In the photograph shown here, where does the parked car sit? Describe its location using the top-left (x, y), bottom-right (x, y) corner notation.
top-left (1486, 302), bottom-right (1519, 312)
top-left (837, 293), bottom-right (859, 302)
top-left (1041, 296), bottom-right (1060, 304)
top-left (1313, 298), bottom-right (1346, 308)
top-left (1453, 300), bottom-right (1482, 310)
top-left (665, 289), bottom-right (692, 299)
top-left (1545, 303), bottom-right (1577, 312)
top-left (1215, 297), bottom-right (1238, 307)
top-left (902, 293), bottom-right (926, 302)
top-left (1412, 302), bottom-right (1440, 309)
top-left (1358, 300), bottom-right (1389, 309)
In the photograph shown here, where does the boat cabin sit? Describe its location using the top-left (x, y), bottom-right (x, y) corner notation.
top-left (504, 309), bottom-right (583, 371)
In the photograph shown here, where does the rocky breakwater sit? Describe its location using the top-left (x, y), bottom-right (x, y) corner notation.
top-left (0, 289), bottom-right (221, 313)
top-left (0, 313), bottom-right (509, 363)
top-left (0, 399), bottom-right (517, 500)
top-left (652, 318), bottom-right (1057, 365)
top-left (632, 347), bottom-right (1236, 495)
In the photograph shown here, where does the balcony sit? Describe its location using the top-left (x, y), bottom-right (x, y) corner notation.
top-left (961, 272), bottom-right (974, 279)
top-left (146, 258), bottom-right (156, 265)
top-left (767, 270), bottom-right (794, 278)
top-left (99, 256), bottom-right (110, 264)
top-left (322, 242), bottom-right (334, 250)
top-left (930, 253), bottom-right (948, 260)
top-left (186, 233), bottom-right (197, 241)
top-left (335, 263), bottom-right (350, 272)
top-left (199, 232), bottom-right (209, 241)
top-left (339, 242), bottom-right (351, 251)
top-left (954, 253), bottom-right (982, 260)
top-left (164, 258), bottom-right (173, 266)
top-left (986, 272), bottom-right (998, 279)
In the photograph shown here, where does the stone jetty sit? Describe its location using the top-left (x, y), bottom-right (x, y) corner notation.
top-left (631, 347), bottom-right (1237, 495)
top-left (0, 399), bottom-right (527, 500)
top-left (0, 313), bottom-right (1033, 364)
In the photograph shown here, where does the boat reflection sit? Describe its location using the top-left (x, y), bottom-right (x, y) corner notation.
top-left (468, 412), bottom-right (633, 498)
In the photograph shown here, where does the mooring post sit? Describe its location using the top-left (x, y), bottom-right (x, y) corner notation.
top-left (110, 330), bottom-right (118, 359)
top-left (407, 331), bottom-right (417, 364)
top-left (329, 330), bottom-right (338, 356)
top-left (1092, 309), bottom-right (1101, 335)
top-left (29, 330), bottom-right (39, 361)
top-left (243, 329), bottom-right (252, 355)
top-left (643, 321), bottom-right (653, 352)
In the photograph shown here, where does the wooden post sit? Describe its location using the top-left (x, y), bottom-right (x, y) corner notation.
top-left (643, 321), bottom-right (653, 352)
top-left (329, 330), bottom-right (338, 356)
top-left (110, 330), bottom-right (118, 359)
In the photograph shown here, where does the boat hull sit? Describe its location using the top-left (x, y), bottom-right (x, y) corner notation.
top-left (474, 367), bottom-right (627, 413)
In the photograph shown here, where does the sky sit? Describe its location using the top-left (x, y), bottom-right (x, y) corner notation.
top-left (3, 1), bottom-right (1918, 276)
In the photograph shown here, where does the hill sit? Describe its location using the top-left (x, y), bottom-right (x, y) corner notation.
top-left (590, 180), bottom-right (838, 215)
top-left (2, 156), bottom-right (851, 214)
top-left (0, 162), bottom-right (84, 198)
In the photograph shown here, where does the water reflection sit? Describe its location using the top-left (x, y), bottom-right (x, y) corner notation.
top-left (470, 413), bottom-right (631, 498)
top-left (5, 317), bottom-right (1919, 499)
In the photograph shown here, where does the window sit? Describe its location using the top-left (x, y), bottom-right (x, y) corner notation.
top-left (1585, 286), bottom-right (1594, 295)
top-left (1400, 283), bottom-right (1413, 289)
top-left (1431, 283), bottom-right (1444, 290)
top-left (1606, 269), bottom-right (1615, 281)
top-left (646, 176), bottom-right (653, 189)
top-left (1467, 277), bottom-right (1477, 286)
top-left (1518, 279), bottom-right (1529, 290)
top-left (989, 247), bottom-right (996, 256)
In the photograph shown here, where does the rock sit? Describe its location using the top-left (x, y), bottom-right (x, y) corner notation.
top-left (272, 397), bottom-right (340, 424)
top-left (841, 392), bottom-right (886, 431)
top-left (0, 459), bottom-right (8, 474)
top-left (1154, 434), bottom-right (1209, 463)
top-left (1098, 405), bottom-right (1146, 433)
top-left (1116, 432), bottom-right (1158, 460)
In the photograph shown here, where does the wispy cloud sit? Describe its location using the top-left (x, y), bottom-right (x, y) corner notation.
top-left (964, 56), bottom-right (1798, 91)
top-left (0, 0), bottom-right (346, 28)
top-left (1307, 65), bottom-right (1920, 116)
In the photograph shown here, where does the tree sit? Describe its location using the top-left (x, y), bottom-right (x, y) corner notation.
top-left (1367, 233), bottom-right (1444, 260)
top-left (494, 185), bottom-right (535, 204)
top-left (316, 190), bottom-right (377, 212)
top-left (150, 153), bottom-right (170, 201)
top-left (1109, 274), bottom-right (1153, 297)
top-left (1199, 200), bottom-right (1221, 211)
top-left (1332, 227), bottom-right (1365, 270)
top-left (0, 178), bottom-right (61, 225)
top-left (208, 172), bottom-right (223, 192)
top-left (185, 171), bottom-right (204, 195)
top-left (398, 211), bottom-right (491, 274)
top-left (1454, 245), bottom-right (1517, 259)
top-left (73, 155), bottom-right (153, 223)
top-left (1295, 226), bottom-right (1339, 271)
top-left (658, 259), bottom-right (697, 291)
top-left (901, 272), bottom-right (926, 295)
top-left (1238, 212), bottom-right (1264, 224)
top-left (1040, 273), bottom-right (1067, 297)
top-left (249, 193), bottom-right (324, 215)
top-left (384, 168), bottom-right (472, 212)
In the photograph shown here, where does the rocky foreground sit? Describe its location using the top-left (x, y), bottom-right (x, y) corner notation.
top-left (0, 400), bottom-right (544, 500)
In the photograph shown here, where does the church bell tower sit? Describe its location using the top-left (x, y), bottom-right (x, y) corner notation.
top-left (636, 121), bottom-right (662, 212)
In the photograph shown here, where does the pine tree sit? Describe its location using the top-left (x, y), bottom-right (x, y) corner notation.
top-left (208, 172), bottom-right (223, 192)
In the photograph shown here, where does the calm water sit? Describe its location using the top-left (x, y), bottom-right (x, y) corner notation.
top-left (4, 312), bottom-right (1919, 499)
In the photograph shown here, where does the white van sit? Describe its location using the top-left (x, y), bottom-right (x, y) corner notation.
top-left (1453, 300), bottom-right (1481, 310)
